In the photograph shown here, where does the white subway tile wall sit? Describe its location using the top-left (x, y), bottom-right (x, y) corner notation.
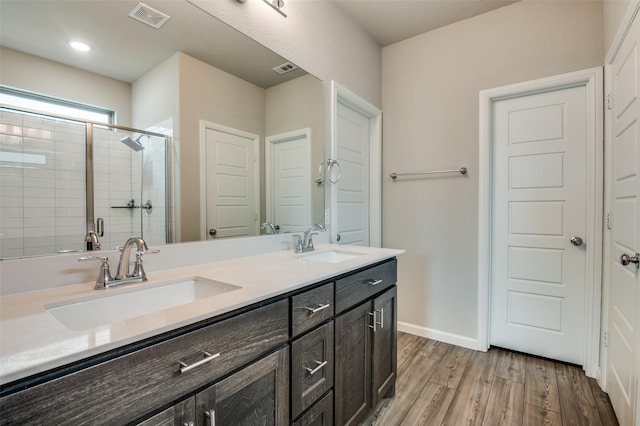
top-left (0, 110), bottom-right (167, 259)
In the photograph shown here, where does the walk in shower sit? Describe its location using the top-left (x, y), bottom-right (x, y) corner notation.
top-left (0, 106), bottom-right (171, 259)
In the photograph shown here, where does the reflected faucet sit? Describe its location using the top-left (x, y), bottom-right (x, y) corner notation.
top-left (84, 231), bottom-right (101, 251)
top-left (296, 224), bottom-right (326, 253)
top-left (261, 222), bottom-right (277, 235)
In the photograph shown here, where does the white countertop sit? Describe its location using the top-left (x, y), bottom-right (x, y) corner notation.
top-left (0, 244), bottom-right (403, 386)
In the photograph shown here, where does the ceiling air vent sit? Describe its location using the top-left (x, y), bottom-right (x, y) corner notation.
top-left (272, 62), bottom-right (298, 74)
top-left (129, 2), bottom-right (170, 29)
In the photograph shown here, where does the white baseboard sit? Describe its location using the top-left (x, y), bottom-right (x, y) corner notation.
top-left (398, 321), bottom-right (479, 351)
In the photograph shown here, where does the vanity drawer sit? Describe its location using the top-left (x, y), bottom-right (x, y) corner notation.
top-left (293, 390), bottom-right (334, 426)
top-left (335, 259), bottom-right (397, 313)
top-left (292, 282), bottom-right (334, 337)
top-left (0, 299), bottom-right (289, 425)
top-left (291, 321), bottom-right (334, 419)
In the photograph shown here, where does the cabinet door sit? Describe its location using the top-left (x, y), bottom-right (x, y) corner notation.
top-left (136, 397), bottom-right (195, 426)
top-left (372, 286), bottom-right (397, 406)
top-left (195, 347), bottom-right (289, 426)
top-left (335, 302), bottom-right (372, 426)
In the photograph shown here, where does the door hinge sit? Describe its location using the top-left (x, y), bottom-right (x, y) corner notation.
top-left (606, 213), bottom-right (612, 230)
top-left (606, 93), bottom-right (613, 110)
top-left (603, 330), bottom-right (608, 348)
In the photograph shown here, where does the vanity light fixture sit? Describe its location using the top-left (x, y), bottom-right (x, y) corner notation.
top-left (68, 40), bottom-right (91, 52)
top-left (263, 0), bottom-right (287, 17)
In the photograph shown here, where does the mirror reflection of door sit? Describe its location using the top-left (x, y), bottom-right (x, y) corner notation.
top-left (266, 129), bottom-right (312, 233)
top-left (200, 122), bottom-right (259, 239)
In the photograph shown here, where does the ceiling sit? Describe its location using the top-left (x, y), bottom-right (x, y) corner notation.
top-left (0, 0), bottom-right (519, 87)
top-left (334, 0), bottom-right (519, 47)
top-left (0, 0), bottom-right (306, 88)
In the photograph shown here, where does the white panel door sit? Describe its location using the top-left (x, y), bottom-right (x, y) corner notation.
top-left (605, 10), bottom-right (640, 425)
top-left (491, 86), bottom-right (588, 364)
top-left (268, 132), bottom-right (311, 233)
top-left (335, 102), bottom-right (370, 246)
top-left (204, 128), bottom-right (257, 239)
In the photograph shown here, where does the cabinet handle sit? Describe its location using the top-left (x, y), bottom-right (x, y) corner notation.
top-left (184, 423), bottom-right (195, 426)
top-left (367, 279), bottom-right (383, 286)
top-left (368, 311), bottom-right (376, 332)
top-left (179, 351), bottom-right (220, 374)
top-left (305, 303), bottom-right (331, 314)
top-left (204, 409), bottom-right (215, 426)
top-left (305, 360), bottom-right (328, 376)
top-left (376, 308), bottom-right (384, 329)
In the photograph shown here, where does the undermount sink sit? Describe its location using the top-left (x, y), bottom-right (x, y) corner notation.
top-left (45, 277), bottom-right (241, 331)
top-left (300, 250), bottom-right (365, 264)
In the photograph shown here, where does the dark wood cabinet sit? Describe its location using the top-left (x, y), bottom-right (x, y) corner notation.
top-left (291, 321), bottom-right (334, 418)
top-left (335, 283), bottom-right (397, 426)
top-left (373, 286), bottom-right (397, 406)
top-left (136, 348), bottom-right (289, 426)
top-left (0, 300), bottom-right (288, 425)
top-left (291, 282), bottom-right (334, 337)
top-left (195, 347), bottom-right (289, 426)
top-left (292, 390), bottom-right (334, 426)
top-left (1, 257), bottom-right (398, 426)
top-left (136, 398), bottom-right (195, 426)
top-left (335, 301), bottom-right (373, 426)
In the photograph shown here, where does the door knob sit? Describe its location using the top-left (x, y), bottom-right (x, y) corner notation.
top-left (336, 233), bottom-right (341, 242)
top-left (570, 236), bottom-right (583, 246)
top-left (209, 229), bottom-right (217, 237)
top-left (621, 253), bottom-right (640, 268)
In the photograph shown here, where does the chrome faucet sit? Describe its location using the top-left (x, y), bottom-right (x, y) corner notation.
top-left (116, 236), bottom-right (150, 280)
top-left (296, 224), bottom-right (326, 253)
top-left (80, 236), bottom-right (159, 289)
top-left (261, 222), bottom-right (277, 235)
top-left (84, 230), bottom-right (101, 251)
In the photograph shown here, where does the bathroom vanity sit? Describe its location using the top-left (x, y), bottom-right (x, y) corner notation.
top-left (0, 244), bottom-right (401, 425)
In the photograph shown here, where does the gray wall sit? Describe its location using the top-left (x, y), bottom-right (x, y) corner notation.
top-left (188, 0), bottom-right (382, 108)
top-left (381, 0), bottom-right (604, 342)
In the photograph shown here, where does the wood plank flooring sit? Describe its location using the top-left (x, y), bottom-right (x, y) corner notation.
top-left (367, 332), bottom-right (619, 426)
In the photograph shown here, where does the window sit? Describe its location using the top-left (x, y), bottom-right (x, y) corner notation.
top-left (0, 86), bottom-right (114, 124)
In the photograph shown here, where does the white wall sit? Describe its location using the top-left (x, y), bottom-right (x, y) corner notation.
top-left (603, 1), bottom-right (633, 53)
top-left (381, 0), bottom-right (604, 343)
top-left (188, 0), bottom-right (382, 108)
top-left (0, 47), bottom-right (132, 126)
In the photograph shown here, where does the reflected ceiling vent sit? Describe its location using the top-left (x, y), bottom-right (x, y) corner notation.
top-left (272, 62), bottom-right (298, 75)
top-left (128, 2), bottom-right (170, 29)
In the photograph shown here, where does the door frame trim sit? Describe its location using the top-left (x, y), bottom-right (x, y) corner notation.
top-left (477, 67), bottom-right (604, 377)
top-left (198, 120), bottom-right (260, 240)
top-left (601, 0), bottom-right (640, 402)
top-left (265, 127), bottom-right (312, 230)
top-left (325, 80), bottom-right (382, 247)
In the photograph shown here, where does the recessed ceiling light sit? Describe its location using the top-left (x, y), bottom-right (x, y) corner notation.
top-left (68, 41), bottom-right (91, 52)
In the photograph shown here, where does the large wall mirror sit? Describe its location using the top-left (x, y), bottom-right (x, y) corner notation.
top-left (0, 0), bottom-right (325, 259)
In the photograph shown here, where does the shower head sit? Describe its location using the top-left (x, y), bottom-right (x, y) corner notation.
top-left (120, 135), bottom-right (145, 151)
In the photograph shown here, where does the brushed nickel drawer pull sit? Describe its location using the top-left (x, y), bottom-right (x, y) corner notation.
top-left (368, 311), bottom-right (376, 332)
top-left (376, 308), bottom-right (384, 329)
top-left (305, 303), bottom-right (331, 314)
top-left (367, 279), bottom-right (383, 286)
top-left (305, 360), bottom-right (328, 376)
top-left (204, 409), bottom-right (215, 426)
top-left (179, 351), bottom-right (220, 374)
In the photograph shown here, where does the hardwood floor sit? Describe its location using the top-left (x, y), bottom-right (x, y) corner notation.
top-left (367, 332), bottom-right (619, 426)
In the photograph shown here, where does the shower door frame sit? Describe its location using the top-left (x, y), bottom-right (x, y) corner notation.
top-left (0, 104), bottom-right (173, 252)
